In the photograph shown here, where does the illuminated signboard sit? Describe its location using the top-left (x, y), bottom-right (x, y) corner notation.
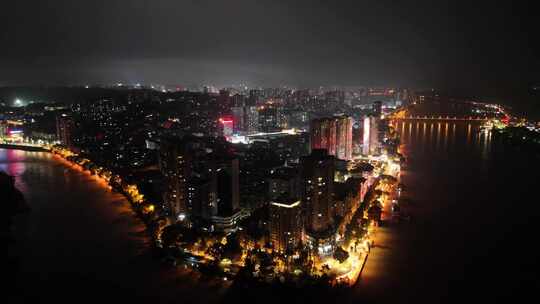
top-left (219, 117), bottom-right (233, 139)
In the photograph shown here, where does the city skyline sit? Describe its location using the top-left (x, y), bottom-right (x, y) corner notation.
top-left (2, 2), bottom-right (540, 303)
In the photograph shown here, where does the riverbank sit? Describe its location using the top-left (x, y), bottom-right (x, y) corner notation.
top-left (49, 148), bottom-right (164, 244)
top-left (2, 144), bottom-right (399, 290)
top-left (3, 148), bottom-right (229, 304)
top-left (491, 126), bottom-right (540, 156)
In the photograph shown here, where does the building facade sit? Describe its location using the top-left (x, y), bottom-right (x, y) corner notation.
top-left (362, 115), bottom-right (379, 155)
top-left (56, 113), bottom-right (74, 148)
top-left (159, 138), bottom-right (190, 222)
top-left (267, 166), bottom-right (301, 200)
top-left (301, 149), bottom-right (337, 256)
top-left (310, 116), bottom-right (353, 160)
top-left (269, 198), bottom-right (303, 253)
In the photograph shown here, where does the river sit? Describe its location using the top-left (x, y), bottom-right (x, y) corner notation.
top-left (3, 120), bottom-right (540, 303)
top-left (346, 120), bottom-right (540, 303)
top-left (3, 149), bottom-right (224, 304)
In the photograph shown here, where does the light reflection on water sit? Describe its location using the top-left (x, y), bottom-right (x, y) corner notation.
top-left (395, 120), bottom-right (491, 159)
top-left (3, 148), bottom-right (222, 303)
top-left (352, 119), bottom-right (501, 303)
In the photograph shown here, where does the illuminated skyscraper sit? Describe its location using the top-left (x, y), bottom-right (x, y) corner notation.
top-left (269, 197), bottom-right (303, 253)
top-left (231, 93), bottom-right (247, 107)
top-left (248, 89), bottom-right (261, 106)
top-left (159, 137), bottom-right (190, 222)
top-left (159, 136), bottom-right (240, 230)
top-left (301, 149), bottom-right (336, 256)
top-left (217, 89), bottom-right (231, 111)
top-left (245, 106), bottom-right (259, 134)
top-left (362, 116), bottom-right (380, 155)
top-left (56, 113), bottom-right (74, 148)
top-left (267, 166), bottom-right (301, 200)
top-left (310, 116), bottom-right (352, 160)
top-left (208, 154), bottom-right (241, 233)
top-left (310, 118), bottom-right (337, 156)
top-left (231, 106), bottom-right (259, 134)
top-left (258, 106), bottom-right (281, 132)
top-left (362, 116), bottom-right (371, 155)
top-left (335, 116), bottom-right (353, 160)
top-left (231, 107), bottom-right (244, 133)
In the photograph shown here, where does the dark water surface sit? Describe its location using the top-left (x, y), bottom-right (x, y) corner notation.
top-left (3, 150), bottom-right (223, 304)
top-left (3, 121), bottom-right (540, 303)
top-left (346, 120), bottom-right (540, 303)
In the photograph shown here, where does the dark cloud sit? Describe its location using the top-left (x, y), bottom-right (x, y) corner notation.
top-left (0, 0), bottom-right (538, 97)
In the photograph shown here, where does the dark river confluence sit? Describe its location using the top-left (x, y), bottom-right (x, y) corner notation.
top-left (4, 120), bottom-right (540, 303)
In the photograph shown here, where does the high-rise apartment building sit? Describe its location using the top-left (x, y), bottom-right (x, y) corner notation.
top-left (219, 117), bottom-right (233, 140)
top-left (362, 116), bottom-right (380, 156)
top-left (231, 107), bottom-right (245, 133)
top-left (259, 106), bottom-right (282, 132)
top-left (245, 106), bottom-right (259, 134)
top-left (301, 149), bottom-right (336, 256)
top-left (159, 136), bottom-right (240, 230)
top-left (335, 116), bottom-right (353, 160)
top-left (269, 197), bottom-right (303, 253)
top-left (56, 113), bottom-right (74, 148)
top-left (310, 116), bottom-right (352, 160)
top-left (267, 166), bottom-right (301, 200)
top-left (231, 106), bottom-right (259, 134)
top-left (159, 137), bottom-right (191, 222)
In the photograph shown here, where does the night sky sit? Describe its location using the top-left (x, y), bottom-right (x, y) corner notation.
top-left (1, 1), bottom-right (538, 99)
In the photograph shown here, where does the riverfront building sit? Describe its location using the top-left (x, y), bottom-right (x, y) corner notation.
top-left (310, 115), bottom-right (353, 160)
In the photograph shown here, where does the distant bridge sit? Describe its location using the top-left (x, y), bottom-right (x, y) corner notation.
top-left (393, 116), bottom-right (489, 121)
top-left (0, 141), bottom-right (51, 152)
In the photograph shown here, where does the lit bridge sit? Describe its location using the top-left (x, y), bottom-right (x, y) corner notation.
top-left (0, 140), bottom-right (51, 152)
top-left (392, 116), bottom-right (490, 121)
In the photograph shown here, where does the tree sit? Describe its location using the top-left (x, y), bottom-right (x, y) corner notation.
top-left (206, 242), bottom-right (224, 260)
top-left (333, 247), bottom-right (349, 263)
top-left (161, 225), bottom-right (180, 248)
top-left (368, 204), bottom-right (382, 223)
top-left (222, 233), bottom-right (243, 261)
